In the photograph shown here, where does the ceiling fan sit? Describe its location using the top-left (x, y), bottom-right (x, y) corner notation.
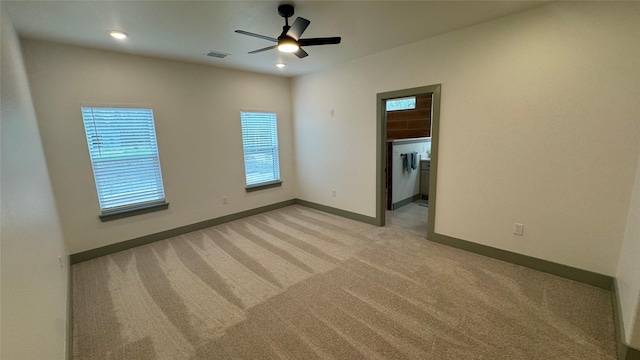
top-left (235, 4), bottom-right (341, 59)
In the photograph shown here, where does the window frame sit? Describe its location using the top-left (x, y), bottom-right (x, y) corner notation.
top-left (239, 110), bottom-right (282, 192)
top-left (81, 104), bottom-right (168, 221)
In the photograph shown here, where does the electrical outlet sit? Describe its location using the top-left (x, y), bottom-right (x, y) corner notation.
top-left (513, 223), bottom-right (524, 236)
top-left (332, 189), bottom-right (336, 197)
top-left (58, 256), bottom-right (64, 269)
top-left (222, 196), bottom-right (228, 205)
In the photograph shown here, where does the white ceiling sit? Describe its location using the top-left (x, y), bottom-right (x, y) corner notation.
top-left (2, 1), bottom-right (547, 77)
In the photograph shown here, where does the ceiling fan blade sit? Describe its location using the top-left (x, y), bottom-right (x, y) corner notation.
top-left (286, 17), bottom-right (310, 41)
top-left (294, 48), bottom-right (309, 59)
top-left (248, 45), bottom-right (278, 54)
top-left (299, 37), bottom-right (342, 46)
top-left (235, 30), bottom-right (277, 43)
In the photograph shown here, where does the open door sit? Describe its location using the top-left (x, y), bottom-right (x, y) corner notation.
top-left (376, 84), bottom-right (441, 233)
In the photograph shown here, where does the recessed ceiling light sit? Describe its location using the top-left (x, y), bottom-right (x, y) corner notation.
top-left (108, 31), bottom-right (128, 40)
top-left (276, 63), bottom-right (286, 68)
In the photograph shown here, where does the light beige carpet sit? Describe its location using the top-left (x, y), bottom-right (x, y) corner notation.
top-left (72, 205), bottom-right (616, 359)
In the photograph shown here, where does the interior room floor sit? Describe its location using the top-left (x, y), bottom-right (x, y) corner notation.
top-left (71, 205), bottom-right (615, 359)
top-left (385, 199), bottom-right (429, 237)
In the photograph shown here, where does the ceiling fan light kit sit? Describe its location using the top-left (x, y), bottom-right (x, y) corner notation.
top-left (277, 36), bottom-right (299, 53)
top-left (235, 4), bottom-right (341, 59)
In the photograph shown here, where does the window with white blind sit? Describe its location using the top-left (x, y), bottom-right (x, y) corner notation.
top-left (81, 106), bottom-right (167, 219)
top-left (240, 111), bottom-right (281, 190)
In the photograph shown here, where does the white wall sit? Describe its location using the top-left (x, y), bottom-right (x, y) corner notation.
top-left (617, 150), bottom-right (640, 348)
top-left (21, 40), bottom-right (295, 254)
top-left (391, 139), bottom-right (429, 204)
top-left (0, 14), bottom-right (69, 359)
top-left (293, 2), bottom-right (640, 276)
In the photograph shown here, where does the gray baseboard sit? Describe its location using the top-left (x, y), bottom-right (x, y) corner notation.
top-left (66, 198), bottom-right (637, 359)
top-left (611, 279), bottom-right (640, 360)
top-left (428, 232), bottom-right (612, 290)
top-left (392, 194), bottom-right (421, 210)
top-left (70, 199), bottom-right (613, 291)
top-left (69, 198), bottom-right (380, 264)
top-left (295, 199), bottom-right (378, 225)
top-left (429, 231), bottom-right (640, 358)
top-left (70, 199), bottom-right (296, 264)
top-left (66, 255), bottom-right (72, 360)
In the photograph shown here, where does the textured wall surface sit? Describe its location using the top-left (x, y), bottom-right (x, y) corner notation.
top-left (22, 40), bottom-right (295, 254)
top-left (293, 2), bottom-right (640, 276)
top-left (0, 13), bottom-right (69, 360)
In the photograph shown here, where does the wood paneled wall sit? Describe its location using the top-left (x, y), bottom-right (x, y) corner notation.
top-left (386, 94), bottom-right (432, 140)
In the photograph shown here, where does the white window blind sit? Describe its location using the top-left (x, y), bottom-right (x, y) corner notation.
top-left (386, 96), bottom-right (416, 111)
top-left (81, 106), bottom-right (166, 213)
top-left (240, 111), bottom-right (280, 186)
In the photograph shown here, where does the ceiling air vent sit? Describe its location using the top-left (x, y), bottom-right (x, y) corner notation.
top-left (205, 51), bottom-right (229, 59)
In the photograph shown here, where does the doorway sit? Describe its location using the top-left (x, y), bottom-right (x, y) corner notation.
top-left (376, 84), bottom-right (441, 239)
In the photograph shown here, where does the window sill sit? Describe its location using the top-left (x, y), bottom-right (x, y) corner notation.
top-left (245, 180), bottom-right (282, 193)
top-left (99, 202), bottom-right (169, 222)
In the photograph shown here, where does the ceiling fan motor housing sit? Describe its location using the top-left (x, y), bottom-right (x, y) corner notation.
top-left (278, 4), bottom-right (295, 19)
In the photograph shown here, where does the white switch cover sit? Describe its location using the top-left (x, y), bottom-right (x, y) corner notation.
top-left (513, 223), bottom-right (524, 235)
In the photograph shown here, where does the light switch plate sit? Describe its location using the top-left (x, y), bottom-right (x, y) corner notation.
top-left (513, 223), bottom-right (524, 235)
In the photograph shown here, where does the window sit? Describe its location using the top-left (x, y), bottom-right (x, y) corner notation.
top-left (386, 96), bottom-right (416, 111)
top-left (240, 111), bottom-right (281, 190)
top-left (81, 106), bottom-right (167, 219)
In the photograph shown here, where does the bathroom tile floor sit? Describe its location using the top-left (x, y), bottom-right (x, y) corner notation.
top-left (385, 199), bottom-right (428, 237)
